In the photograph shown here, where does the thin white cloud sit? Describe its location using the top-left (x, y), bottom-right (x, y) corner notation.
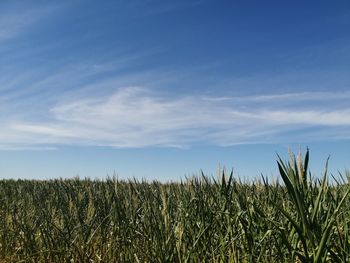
top-left (0, 5), bottom-right (56, 42)
top-left (2, 87), bottom-right (350, 149)
top-left (140, 0), bottom-right (207, 16)
top-left (202, 91), bottom-right (350, 103)
top-left (0, 13), bottom-right (33, 41)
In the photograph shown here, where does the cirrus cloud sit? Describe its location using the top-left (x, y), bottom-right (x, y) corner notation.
top-left (2, 87), bottom-right (350, 149)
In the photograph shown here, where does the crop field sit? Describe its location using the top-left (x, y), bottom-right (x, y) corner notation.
top-left (0, 150), bottom-right (349, 262)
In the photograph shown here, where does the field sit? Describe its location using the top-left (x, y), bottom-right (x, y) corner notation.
top-left (0, 150), bottom-right (349, 262)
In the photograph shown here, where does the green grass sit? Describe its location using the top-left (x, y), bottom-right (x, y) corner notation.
top-left (0, 149), bottom-right (349, 262)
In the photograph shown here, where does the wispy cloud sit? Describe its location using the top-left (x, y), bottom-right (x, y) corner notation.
top-left (0, 4), bottom-right (57, 42)
top-left (0, 12), bottom-right (35, 41)
top-left (2, 87), bottom-right (350, 149)
top-left (202, 91), bottom-right (350, 103)
top-left (138, 0), bottom-right (207, 16)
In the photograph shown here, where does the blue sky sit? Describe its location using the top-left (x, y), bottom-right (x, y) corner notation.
top-left (0, 0), bottom-right (350, 181)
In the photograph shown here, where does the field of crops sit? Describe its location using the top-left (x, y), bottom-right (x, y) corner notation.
top-left (0, 150), bottom-right (349, 262)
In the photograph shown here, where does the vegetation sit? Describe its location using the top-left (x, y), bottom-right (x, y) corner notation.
top-left (0, 149), bottom-right (349, 262)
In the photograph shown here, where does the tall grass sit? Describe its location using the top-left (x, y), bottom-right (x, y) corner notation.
top-left (0, 149), bottom-right (349, 262)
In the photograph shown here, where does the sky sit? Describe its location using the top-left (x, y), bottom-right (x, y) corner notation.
top-left (0, 0), bottom-right (350, 181)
